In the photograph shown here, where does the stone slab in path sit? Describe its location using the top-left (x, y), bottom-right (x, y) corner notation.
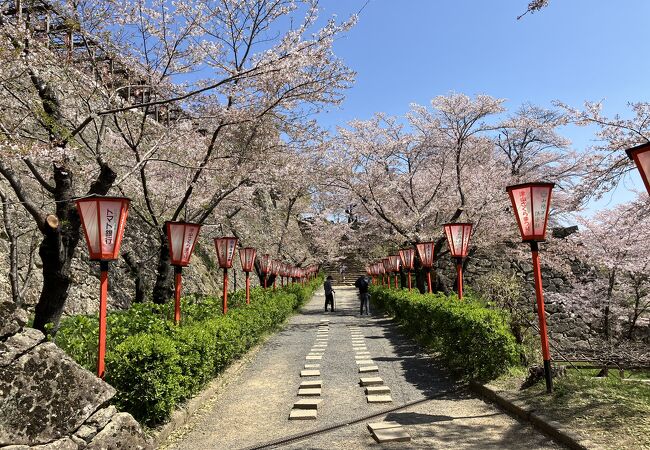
top-left (359, 365), bottom-right (379, 373)
top-left (300, 380), bottom-right (322, 388)
top-left (301, 370), bottom-right (320, 377)
top-left (359, 376), bottom-right (383, 386)
top-left (367, 394), bottom-right (393, 403)
top-left (372, 427), bottom-right (410, 443)
top-left (356, 360), bottom-right (374, 365)
top-left (367, 421), bottom-right (401, 432)
top-left (306, 355), bottom-right (322, 360)
top-left (365, 385), bottom-right (391, 394)
top-left (289, 409), bottom-right (317, 420)
top-left (304, 364), bottom-right (320, 369)
top-left (298, 388), bottom-right (322, 396)
top-left (293, 399), bottom-right (322, 410)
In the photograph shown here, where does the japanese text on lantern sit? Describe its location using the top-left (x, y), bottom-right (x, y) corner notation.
top-left (518, 190), bottom-right (531, 234)
top-left (183, 228), bottom-right (195, 261)
top-left (105, 208), bottom-right (114, 245)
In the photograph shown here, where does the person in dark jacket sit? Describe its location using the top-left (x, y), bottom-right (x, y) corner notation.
top-left (324, 276), bottom-right (335, 312)
top-left (355, 275), bottom-right (371, 315)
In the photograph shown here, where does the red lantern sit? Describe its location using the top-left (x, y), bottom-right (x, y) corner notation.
top-left (76, 195), bottom-right (130, 261)
top-left (506, 182), bottom-right (554, 242)
top-left (239, 247), bottom-right (256, 305)
top-left (416, 241), bottom-right (435, 293)
top-left (626, 142), bottom-right (650, 195)
top-left (399, 248), bottom-right (415, 291)
top-left (214, 237), bottom-right (238, 314)
top-left (506, 182), bottom-right (555, 393)
top-left (443, 223), bottom-right (472, 258)
top-left (443, 223), bottom-right (472, 300)
top-left (389, 255), bottom-right (401, 288)
top-left (271, 259), bottom-right (280, 289)
top-left (382, 257), bottom-right (391, 288)
top-left (165, 221), bottom-right (201, 325)
top-left (260, 254), bottom-right (272, 288)
top-left (75, 195), bottom-right (130, 379)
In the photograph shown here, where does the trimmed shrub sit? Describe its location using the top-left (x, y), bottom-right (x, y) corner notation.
top-left (56, 276), bottom-right (322, 426)
top-left (371, 286), bottom-right (520, 381)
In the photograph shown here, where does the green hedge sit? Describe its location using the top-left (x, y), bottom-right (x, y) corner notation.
top-left (55, 277), bottom-right (322, 426)
top-left (371, 286), bottom-right (519, 381)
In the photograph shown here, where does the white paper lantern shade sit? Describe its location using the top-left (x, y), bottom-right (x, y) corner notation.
top-left (214, 237), bottom-right (238, 268)
top-left (506, 182), bottom-right (554, 242)
top-left (76, 196), bottom-right (130, 261)
top-left (415, 242), bottom-right (435, 268)
top-left (239, 247), bottom-right (257, 272)
top-left (166, 221), bottom-right (201, 267)
top-left (443, 223), bottom-right (472, 258)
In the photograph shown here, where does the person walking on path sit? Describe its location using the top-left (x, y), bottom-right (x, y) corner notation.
top-left (324, 275), bottom-right (335, 312)
top-left (355, 274), bottom-right (371, 315)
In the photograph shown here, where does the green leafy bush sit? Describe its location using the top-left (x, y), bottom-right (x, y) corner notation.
top-left (371, 286), bottom-right (520, 381)
top-left (56, 277), bottom-right (322, 426)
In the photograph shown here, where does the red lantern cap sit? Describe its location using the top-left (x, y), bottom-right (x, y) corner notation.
top-left (271, 260), bottom-right (280, 275)
top-left (415, 241), bottom-right (435, 268)
top-left (626, 142), bottom-right (650, 195)
top-left (443, 223), bottom-right (473, 258)
top-left (76, 195), bottom-right (130, 261)
top-left (382, 257), bottom-right (391, 273)
top-left (239, 247), bottom-right (256, 272)
top-left (506, 182), bottom-right (554, 242)
top-left (214, 237), bottom-right (238, 268)
top-left (166, 221), bottom-right (201, 267)
top-left (399, 248), bottom-right (415, 271)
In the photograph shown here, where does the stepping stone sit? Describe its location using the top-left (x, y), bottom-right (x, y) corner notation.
top-left (366, 385), bottom-right (391, 394)
top-left (356, 359), bottom-right (374, 365)
top-left (367, 421), bottom-right (401, 432)
top-left (314, 343), bottom-right (327, 347)
top-left (367, 394), bottom-right (392, 403)
top-left (359, 365), bottom-right (379, 373)
top-left (353, 347), bottom-right (367, 351)
top-left (304, 364), bottom-right (320, 369)
top-left (294, 399), bottom-right (322, 409)
top-left (306, 355), bottom-right (322, 360)
top-left (289, 408), bottom-right (317, 420)
top-left (301, 370), bottom-right (320, 377)
top-left (360, 376), bottom-right (383, 386)
top-left (298, 388), bottom-right (322, 396)
top-left (372, 427), bottom-right (410, 442)
top-left (300, 380), bottom-right (322, 388)
top-left (320, 319), bottom-right (329, 322)
top-left (310, 349), bottom-right (323, 353)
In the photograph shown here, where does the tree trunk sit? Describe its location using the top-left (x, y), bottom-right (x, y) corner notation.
top-left (123, 251), bottom-right (146, 304)
top-left (152, 228), bottom-right (173, 304)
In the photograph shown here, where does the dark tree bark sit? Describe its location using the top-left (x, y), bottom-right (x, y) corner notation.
top-left (123, 251), bottom-right (146, 304)
top-left (152, 227), bottom-right (174, 304)
top-left (32, 161), bottom-right (116, 333)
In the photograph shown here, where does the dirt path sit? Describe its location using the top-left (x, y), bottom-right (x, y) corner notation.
top-left (161, 286), bottom-right (562, 449)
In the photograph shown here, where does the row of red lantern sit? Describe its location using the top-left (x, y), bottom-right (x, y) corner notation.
top-left (73, 197), bottom-right (317, 378)
top-left (366, 222), bottom-right (473, 298)
top-left (366, 182), bottom-right (556, 391)
top-left (257, 255), bottom-right (318, 289)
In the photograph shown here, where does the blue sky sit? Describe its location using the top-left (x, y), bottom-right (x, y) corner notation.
top-left (313, 0), bottom-right (650, 211)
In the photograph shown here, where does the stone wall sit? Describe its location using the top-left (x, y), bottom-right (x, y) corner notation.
top-left (0, 301), bottom-right (152, 449)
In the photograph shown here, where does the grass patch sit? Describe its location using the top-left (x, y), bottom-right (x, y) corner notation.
top-left (491, 368), bottom-right (650, 449)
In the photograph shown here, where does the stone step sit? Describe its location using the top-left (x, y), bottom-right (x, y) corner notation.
top-left (366, 386), bottom-right (391, 395)
top-left (289, 409), bottom-right (317, 420)
top-left (367, 394), bottom-right (392, 403)
top-left (360, 376), bottom-right (383, 386)
top-left (293, 399), bottom-right (322, 410)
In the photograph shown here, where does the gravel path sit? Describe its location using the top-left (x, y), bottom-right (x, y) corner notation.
top-left (161, 286), bottom-right (562, 449)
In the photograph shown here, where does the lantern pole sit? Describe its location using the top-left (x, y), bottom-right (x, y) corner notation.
top-left (263, 272), bottom-right (267, 289)
top-left (427, 269), bottom-right (433, 293)
top-left (97, 260), bottom-right (109, 379)
top-left (456, 257), bottom-right (464, 300)
top-left (223, 267), bottom-right (228, 314)
top-left (245, 271), bottom-right (251, 304)
top-left (407, 271), bottom-right (412, 291)
top-left (531, 240), bottom-right (553, 393)
top-left (174, 266), bottom-right (183, 325)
